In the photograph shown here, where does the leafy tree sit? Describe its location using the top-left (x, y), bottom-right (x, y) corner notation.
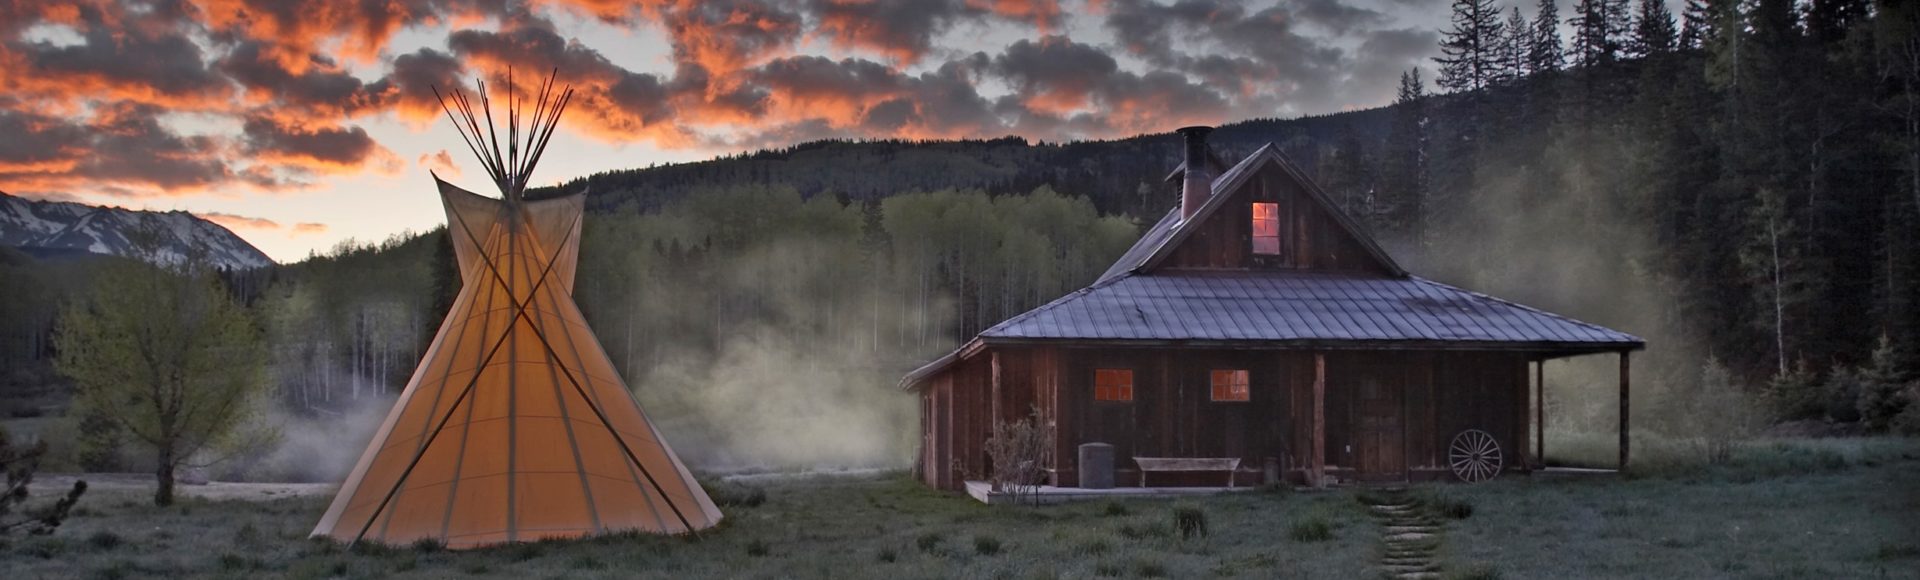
top-left (56, 256), bottom-right (267, 506)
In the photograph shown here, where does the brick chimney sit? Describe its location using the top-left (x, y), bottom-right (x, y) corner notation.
top-left (1177, 126), bottom-right (1213, 222)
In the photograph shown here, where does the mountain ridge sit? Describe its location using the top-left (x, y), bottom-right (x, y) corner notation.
top-left (0, 190), bottom-right (274, 270)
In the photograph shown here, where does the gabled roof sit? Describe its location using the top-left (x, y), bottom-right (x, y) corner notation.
top-left (1124, 143), bottom-right (1407, 278)
top-left (899, 143), bottom-right (1643, 390)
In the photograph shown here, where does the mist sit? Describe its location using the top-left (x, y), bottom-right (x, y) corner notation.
top-left (1395, 136), bottom-right (1705, 440)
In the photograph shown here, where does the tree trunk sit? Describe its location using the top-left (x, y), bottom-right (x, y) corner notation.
top-left (154, 447), bottom-right (176, 506)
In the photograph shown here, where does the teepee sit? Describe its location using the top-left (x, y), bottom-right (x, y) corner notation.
top-left (312, 72), bottom-right (721, 548)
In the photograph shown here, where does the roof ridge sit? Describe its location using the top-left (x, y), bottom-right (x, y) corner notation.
top-left (1407, 276), bottom-right (1643, 342)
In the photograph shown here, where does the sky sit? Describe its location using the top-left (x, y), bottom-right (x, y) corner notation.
top-left (0, 0), bottom-right (1468, 263)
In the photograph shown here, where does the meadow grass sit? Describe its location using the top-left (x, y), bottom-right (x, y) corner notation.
top-left (3, 437), bottom-right (1915, 579)
top-left (0, 472), bottom-right (1373, 579)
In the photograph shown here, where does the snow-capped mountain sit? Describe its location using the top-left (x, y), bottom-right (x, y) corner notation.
top-left (0, 191), bottom-right (274, 269)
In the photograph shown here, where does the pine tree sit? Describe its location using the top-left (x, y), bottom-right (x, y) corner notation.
top-left (1435, 0), bottom-right (1507, 93)
top-left (1631, 0), bottom-right (1678, 58)
top-left (1680, 0), bottom-right (1717, 50)
top-left (1382, 69), bottom-right (1430, 241)
top-left (1529, 0), bottom-right (1565, 73)
top-left (1571, 0), bottom-right (1611, 68)
top-left (1500, 7), bottom-right (1531, 84)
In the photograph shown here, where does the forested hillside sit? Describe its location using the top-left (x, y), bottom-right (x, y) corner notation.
top-left (8, 0), bottom-right (1918, 475)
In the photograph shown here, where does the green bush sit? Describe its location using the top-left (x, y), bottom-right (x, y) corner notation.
top-left (1099, 501), bottom-right (1129, 517)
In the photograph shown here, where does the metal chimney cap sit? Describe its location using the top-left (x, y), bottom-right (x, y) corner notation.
top-left (1175, 125), bottom-right (1214, 136)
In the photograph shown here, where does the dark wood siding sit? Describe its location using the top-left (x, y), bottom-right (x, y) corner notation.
top-left (920, 347), bottom-right (1531, 490)
top-left (1164, 164), bottom-right (1389, 274)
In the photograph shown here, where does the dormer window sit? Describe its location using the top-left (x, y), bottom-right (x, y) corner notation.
top-left (1252, 202), bottom-right (1280, 255)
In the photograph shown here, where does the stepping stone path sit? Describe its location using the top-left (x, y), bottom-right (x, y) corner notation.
top-left (1368, 490), bottom-right (1442, 580)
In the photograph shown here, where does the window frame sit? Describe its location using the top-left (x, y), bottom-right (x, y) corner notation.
top-left (1093, 368), bottom-right (1134, 402)
top-left (1251, 201), bottom-right (1282, 256)
top-left (1210, 369), bottom-right (1250, 402)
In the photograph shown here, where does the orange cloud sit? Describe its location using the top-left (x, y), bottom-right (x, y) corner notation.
top-left (197, 211), bottom-right (282, 231)
top-left (292, 222), bottom-right (328, 235)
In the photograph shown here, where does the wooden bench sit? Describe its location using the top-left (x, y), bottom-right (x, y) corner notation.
top-left (1133, 457), bottom-right (1242, 488)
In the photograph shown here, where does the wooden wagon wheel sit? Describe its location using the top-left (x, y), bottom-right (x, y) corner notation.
top-left (1448, 429), bottom-right (1503, 483)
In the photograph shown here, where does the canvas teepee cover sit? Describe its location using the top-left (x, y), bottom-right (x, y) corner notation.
top-left (312, 76), bottom-right (721, 548)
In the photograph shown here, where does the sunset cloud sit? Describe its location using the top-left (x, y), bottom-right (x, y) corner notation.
top-left (0, 0), bottom-right (1444, 201)
top-left (197, 211), bottom-right (281, 231)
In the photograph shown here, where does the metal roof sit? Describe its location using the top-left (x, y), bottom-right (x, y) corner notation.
top-left (980, 270), bottom-right (1642, 348)
top-left (900, 143), bottom-right (1642, 390)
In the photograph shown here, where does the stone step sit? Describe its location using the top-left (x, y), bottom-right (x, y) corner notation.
top-left (1382, 557), bottom-right (1433, 566)
top-left (1385, 526), bottom-right (1439, 533)
top-left (1384, 564), bottom-right (1440, 573)
top-left (1390, 573), bottom-right (1441, 580)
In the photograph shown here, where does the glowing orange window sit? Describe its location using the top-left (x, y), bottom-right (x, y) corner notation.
top-left (1252, 202), bottom-right (1281, 255)
top-left (1094, 369), bottom-right (1134, 402)
top-left (1211, 369), bottom-right (1250, 402)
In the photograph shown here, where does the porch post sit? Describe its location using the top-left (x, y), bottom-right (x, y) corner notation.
top-left (1618, 351), bottom-right (1631, 472)
top-left (1312, 352), bottom-right (1326, 488)
top-left (1535, 359), bottom-right (1545, 469)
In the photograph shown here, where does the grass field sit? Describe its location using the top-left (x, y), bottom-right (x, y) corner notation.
top-left (3, 438), bottom-right (1918, 579)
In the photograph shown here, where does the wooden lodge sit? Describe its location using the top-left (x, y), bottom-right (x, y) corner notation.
top-left (902, 127), bottom-right (1644, 490)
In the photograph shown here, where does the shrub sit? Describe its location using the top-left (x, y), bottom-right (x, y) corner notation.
top-left (1171, 504), bottom-right (1208, 539)
top-left (1763, 361), bottom-right (1823, 422)
top-left (1094, 561), bottom-right (1124, 577)
top-left (1288, 516), bottom-right (1332, 542)
top-left (984, 407), bottom-right (1053, 505)
top-left (1672, 358), bottom-right (1760, 464)
top-left (1894, 384), bottom-right (1920, 436)
top-left (1823, 367), bottom-right (1864, 424)
top-left (973, 534), bottom-right (1002, 555)
top-left (1858, 337), bottom-right (1912, 432)
top-left (876, 547), bottom-right (898, 562)
top-left (745, 539), bottom-right (770, 557)
top-left (1099, 501), bottom-right (1129, 517)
